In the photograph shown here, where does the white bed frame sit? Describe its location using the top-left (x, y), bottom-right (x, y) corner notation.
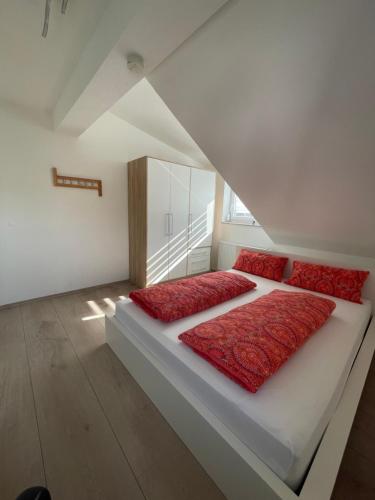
top-left (106, 249), bottom-right (375, 499)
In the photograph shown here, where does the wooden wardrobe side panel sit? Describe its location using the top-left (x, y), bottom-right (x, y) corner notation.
top-left (128, 158), bottom-right (147, 288)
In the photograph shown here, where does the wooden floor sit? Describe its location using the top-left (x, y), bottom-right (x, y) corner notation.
top-left (0, 281), bottom-right (374, 500)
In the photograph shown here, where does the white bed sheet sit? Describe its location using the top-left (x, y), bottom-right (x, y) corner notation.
top-left (114, 271), bottom-right (371, 489)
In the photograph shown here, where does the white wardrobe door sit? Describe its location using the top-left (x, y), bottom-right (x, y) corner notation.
top-left (147, 159), bottom-right (171, 285)
top-left (189, 169), bottom-right (215, 249)
top-left (168, 163), bottom-right (190, 280)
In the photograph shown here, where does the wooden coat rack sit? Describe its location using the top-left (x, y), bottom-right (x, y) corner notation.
top-left (52, 167), bottom-right (102, 197)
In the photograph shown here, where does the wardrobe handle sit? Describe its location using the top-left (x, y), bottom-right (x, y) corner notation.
top-left (165, 213), bottom-right (170, 236)
top-left (170, 213), bottom-right (174, 236)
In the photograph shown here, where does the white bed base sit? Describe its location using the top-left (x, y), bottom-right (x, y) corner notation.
top-left (106, 314), bottom-right (375, 500)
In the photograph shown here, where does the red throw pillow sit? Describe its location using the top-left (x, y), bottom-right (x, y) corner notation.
top-left (285, 261), bottom-right (369, 304)
top-left (179, 289), bottom-right (336, 392)
top-left (129, 271), bottom-right (256, 322)
top-left (233, 249), bottom-right (288, 282)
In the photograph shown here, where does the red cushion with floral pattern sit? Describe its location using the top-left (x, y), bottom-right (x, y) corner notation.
top-left (285, 261), bottom-right (369, 304)
top-left (179, 289), bottom-right (335, 393)
top-left (129, 271), bottom-right (256, 322)
top-left (233, 249), bottom-right (288, 282)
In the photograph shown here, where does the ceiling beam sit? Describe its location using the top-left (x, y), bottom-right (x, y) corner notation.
top-left (53, 0), bottom-right (228, 136)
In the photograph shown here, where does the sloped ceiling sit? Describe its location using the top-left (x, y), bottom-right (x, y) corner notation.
top-left (0, 0), bottom-right (109, 113)
top-left (111, 79), bottom-right (211, 167)
top-left (149, 0), bottom-right (375, 257)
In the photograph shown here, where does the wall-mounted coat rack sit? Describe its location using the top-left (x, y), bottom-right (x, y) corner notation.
top-left (52, 167), bottom-right (102, 197)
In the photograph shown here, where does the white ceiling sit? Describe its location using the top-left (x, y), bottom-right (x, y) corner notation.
top-left (150, 0), bottom-right (375, 258)
top-left (0, 0), bottom-right (109, 113)
top-left (53, 0), bottom-right (227, 134)
top-left (111, 79), bottom-right (211, 167)
top-left (0, 0), bottom-right (225, 167)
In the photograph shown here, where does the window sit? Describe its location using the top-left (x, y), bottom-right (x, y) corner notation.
top-left (222, 182), bottom-right (259, 225)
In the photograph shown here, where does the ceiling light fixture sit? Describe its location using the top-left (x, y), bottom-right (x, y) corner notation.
top-left (42, 0), bottom-right (69, 38)
top-left (42, 0), bottom-right (51, 38)
top-left (61, 0), bottom-right (69, 14)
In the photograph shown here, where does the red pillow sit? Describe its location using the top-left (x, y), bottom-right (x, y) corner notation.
top-left (179, 289), bottom-right (336, 392)
top-left (285, 261), bottom-right (369, 304)
top-left (129, 271), bottom-right (256, 322)
top-left (233, 249), bottom-right (288, 282)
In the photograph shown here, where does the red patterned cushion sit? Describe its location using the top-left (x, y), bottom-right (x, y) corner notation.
top-left (129, 271), bottom-right (256, 322)
top-left (233, 249), bottom-right (288, 282)
top-left (179, 290), bottom-right (335, 393)
top-left (285, 261), bottom-right (369, 304)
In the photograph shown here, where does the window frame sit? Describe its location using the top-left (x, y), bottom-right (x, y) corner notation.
top-left (222, 183), bottom-right (259, 226)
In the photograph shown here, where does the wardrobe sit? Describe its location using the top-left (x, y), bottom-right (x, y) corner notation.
top-left (128, 156), bottom-right (216, 288)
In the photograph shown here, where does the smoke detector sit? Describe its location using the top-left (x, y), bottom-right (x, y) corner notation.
top-left (127, 54), bottom-right (144, 74)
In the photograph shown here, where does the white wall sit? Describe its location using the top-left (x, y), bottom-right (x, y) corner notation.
top-left (0, 106), bottom-right (199, 305)
top-left (149, 0), bottom-right (375, 258)
top-left (112, 79), bottom-right (212, 168)
top-left (220, 224), bottom-right (273, 249)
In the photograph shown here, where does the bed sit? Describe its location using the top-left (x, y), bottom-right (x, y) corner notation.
top-left (106, 263), bottom-right (374, 499)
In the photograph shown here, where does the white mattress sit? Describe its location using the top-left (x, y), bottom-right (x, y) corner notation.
top-left (114, 271), bottom-right (371, 489)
